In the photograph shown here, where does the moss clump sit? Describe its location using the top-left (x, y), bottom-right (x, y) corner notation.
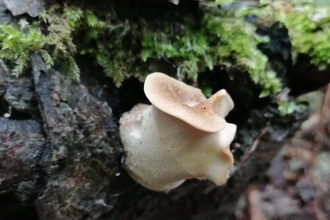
top-left (242, 1), bottom-right (330, 114)
top-left (40, 5), bottom-right (80, 80)
top-left (5, 0), bottom-right (327, 102)
top-left (276, 6), bottom-right (330, 70)
top-left (64, 5), bottom-right (144, 87)
top-left (141, 6), bottom-right (282, 97)
top-left (0, 5), bottom-right (79, 80)
top-left (246, 1), bottom-right (330, 71)
top-left (64, 1), bottom-right (283, 96)
top-left (0, 1), bottom-right (284, 97)
top-left (0, 25), bottom-right (53, 77)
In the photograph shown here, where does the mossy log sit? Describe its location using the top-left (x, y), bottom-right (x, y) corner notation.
top-left (0, 51), bottom-right (310, 220)
top-left (0, 1), bottom-right (330, 220)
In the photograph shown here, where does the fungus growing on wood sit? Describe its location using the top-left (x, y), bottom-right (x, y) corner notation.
top-left (119, 72), bottom-right (237, 192)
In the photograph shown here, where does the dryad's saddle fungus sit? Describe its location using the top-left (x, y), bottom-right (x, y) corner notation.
top-left (119, 72), bottom-right (237, 192)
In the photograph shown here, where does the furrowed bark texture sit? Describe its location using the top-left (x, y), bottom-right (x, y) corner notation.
top-left (0, 54), bottom-right (123, 219)
top-left (30, 54), bottom-right (123, 219)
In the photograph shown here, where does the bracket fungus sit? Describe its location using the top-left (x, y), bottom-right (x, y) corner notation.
top-left (119, 72), bottom-right (237, 192)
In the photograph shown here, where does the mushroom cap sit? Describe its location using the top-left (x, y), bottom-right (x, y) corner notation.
top-left (144, 72), bottom-right (234, 132)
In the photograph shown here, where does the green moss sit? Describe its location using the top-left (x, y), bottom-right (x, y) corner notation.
top-left (0, 1), bottom-right (284, 97)
top-left (246, 2), bottom-right (330, 71)
top-left (64, 4), bottom-right (146, 86)
top-left (40, 5), bottom-right (80, 80)
top-left (0, 5), bottom-right (79, 80)
top-left (5, 0), bottom-right (327, 103)
top-left (243, 1), bottom-right (330, 114)
top-left (276, 6), bottom-right (330, 70)
top-left (60, 1), bottom-right (284, 96)
top-left (141, 6), bottom-right (282, 97)
top-left (0, 25), bottom-right (53, 77)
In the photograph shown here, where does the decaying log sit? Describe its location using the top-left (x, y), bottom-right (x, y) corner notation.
top-left (0, 51), bottom-right (309, 220)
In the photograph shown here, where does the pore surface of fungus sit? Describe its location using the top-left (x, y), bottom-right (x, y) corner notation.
top-left (119, 72), bottom-right (237, 192)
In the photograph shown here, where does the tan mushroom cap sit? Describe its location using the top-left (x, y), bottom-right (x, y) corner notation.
top-left (144, 72), bottom-right (233, 132)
